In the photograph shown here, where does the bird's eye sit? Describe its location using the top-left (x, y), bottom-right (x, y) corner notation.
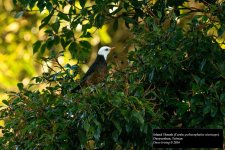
top-left (105, 48), bottom-right (109, 51)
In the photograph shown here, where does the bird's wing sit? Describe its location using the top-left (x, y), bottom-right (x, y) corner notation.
top-left (79, 60), bottom-right (100, 86)
top-left (81, 61), bottom-right (98, 82)
top-left (71, 56), bottom-right (107, 93)
top-left (80, 60), bottom-right (107, 86)
top-left (71, 63), bottom-right (98, 93)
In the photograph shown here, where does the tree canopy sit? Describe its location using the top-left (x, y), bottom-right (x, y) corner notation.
top-left (0, 0), bottom-right (225, 149)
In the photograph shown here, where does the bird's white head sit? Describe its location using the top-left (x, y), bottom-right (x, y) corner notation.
top-left (98, 46), bottom-right (115, 60)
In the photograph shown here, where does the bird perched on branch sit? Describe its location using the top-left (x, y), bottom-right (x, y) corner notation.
top-left (71, 46), bottom-right (115, 93)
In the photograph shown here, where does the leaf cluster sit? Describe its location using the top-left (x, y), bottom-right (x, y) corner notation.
top-left (0, 55), bottom-right (159, 149)
top-left (130, 10), bottom-right (225, 128)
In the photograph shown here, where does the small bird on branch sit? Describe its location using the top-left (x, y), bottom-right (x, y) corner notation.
top-left (71, 46), bottom-right (115, 93)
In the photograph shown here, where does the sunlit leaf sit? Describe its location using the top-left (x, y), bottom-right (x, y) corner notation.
top-left (39, 11), bottom-right (54, 29)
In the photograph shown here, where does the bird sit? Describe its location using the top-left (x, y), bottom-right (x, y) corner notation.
top-left (71, 46), bottom-right (115, 93)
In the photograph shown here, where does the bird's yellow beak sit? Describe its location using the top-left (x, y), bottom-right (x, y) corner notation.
top-left (110, 47), bottom-right (116, 51)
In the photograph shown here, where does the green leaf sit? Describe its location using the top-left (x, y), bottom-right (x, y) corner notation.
top-left (113, 95), bottom-right (123, 106)
top-left (132, 111), bottom-right (144, 125)
top-left (148, 68), bottom-right (155, 82)
top-left (93, 119), bottom-right (101, 140)
top-left (95, 14), bottom-right (105, 28)
top-left (45, 29), bottom-right (53, 35)
top-left (2, 100), bottom-right (9, 106)
top-left (39, 11), bottom-right (54, 29)
top-left (80, 32), bottom-right (92, 38)
top-left (220, 105), bottom-right (225, 116)
top-left (157, 10), bottom-right (162, 19)
top-left (92, 5), bottom-right (100, 13)
top-left (62, 27), bottom-right (74, 38)
top-left (69, 42), bottom-right (77, 52)
top-left (52, 20), bottom-right (60, 33)
top-left (189, 116), bottom-right (202, 127)
top-left (17, 83), bottom-right (24, 91)
top-left (33, 40), bottom-right (42, 54)
top-left (112, 120), bottom-right (122, 134)
top-left (79, 40), bottom-right (91, 49)
top-left (46, 2), bottom-right (53, 11)
top-left (40, 43), bottom-right (47, 55)
top-left (15, 11), bottom-right (24, 18)
top-left (193, 75), bottom-right (201, 84)
top-left (69, 42), bottom-right (77, 58)
top-left (140, 123), bottom-right (148, 134)
top-left (94, 126), bottom-right (101, 140)
top-left (61, 38), bottom-right (71, 49)
top-left (218, 26), bottom-right (225, 37)
top-left (79, 0), bottom-right (86, 8)
top-left (78, 130), bottom-right (87, 144)
top-left (112, 130), bottom-right (120, 142)
top-left (125, 123), bottom-right (132, 133)
top-left (210, 106), bottom-right (218, 117)
top-left (58, 12), bottom-right (70, 21)
top-left (124, 2), bottom-right (129, 10)
top-left (46, 38), bottom-right (55, 49)
top-left (84, 121), bottom-right (90, 131)
top-left (95, 0), bottom-right (103, 5)
top-left (82, 23), bottom-right (92, 32)
top-left (37, 1), bottom-right (46, 12)
top-left (201, 15), bottom-right (208, 23)
top-left (12, 0), bottom-right (17, 5)
top-left (220, 93), bottom-right (225, 102)
top-left (64, 63), bottom-right (71, 68)
top-left (200, 59), bottom-right (206, 72)
top-left (203, 105), bottom-right (211, 115)
top-left (29, 0), bottom-right (36, 9)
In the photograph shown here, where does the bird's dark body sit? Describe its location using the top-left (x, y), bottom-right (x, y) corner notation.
top-left (71, 55), bottom-right (107, 93)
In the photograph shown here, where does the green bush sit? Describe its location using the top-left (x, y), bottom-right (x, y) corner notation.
top-left (131, 18), bottom-right (225, 128)
top-left (1, 0), bottom-right (225, 149)
top-left (0, 56), bottom-right (158, 149)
